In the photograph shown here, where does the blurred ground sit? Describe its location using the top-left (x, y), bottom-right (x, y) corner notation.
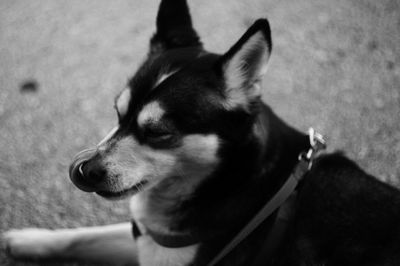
top-left (0, 0), bottom-right (399, 265)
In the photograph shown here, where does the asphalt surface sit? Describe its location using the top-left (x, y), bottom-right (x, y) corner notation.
top-left (0, 0), bottom-right (399, 265)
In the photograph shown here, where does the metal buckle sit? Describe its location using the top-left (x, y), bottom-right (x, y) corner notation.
top-left (309, 128), bottom-right (326, 152)
top-left (298, 128), bottom-right (326, 169)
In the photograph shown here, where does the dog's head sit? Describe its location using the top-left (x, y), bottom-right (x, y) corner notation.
top-left (69, 0), bottom-right (272, 200)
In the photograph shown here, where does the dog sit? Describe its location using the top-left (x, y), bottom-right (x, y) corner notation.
top-left (4, 0), bottom-right (400, 265)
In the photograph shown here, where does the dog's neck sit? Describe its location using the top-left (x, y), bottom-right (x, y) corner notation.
top-left (179, 104), bottom-right (308, 231)
top-left (130, 103), bottom-right (309, 240)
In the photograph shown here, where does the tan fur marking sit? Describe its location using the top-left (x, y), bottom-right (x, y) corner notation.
top-left (154, 70), bottom-right (178, 88)
top-left (179, 134), bottom-right (220, 164)
top-left (115, 89), bottom-right (131, 118)
top-left (137, 101), bottom-right (165, 127)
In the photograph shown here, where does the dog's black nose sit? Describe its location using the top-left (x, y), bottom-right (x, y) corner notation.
top-left (69, 148), bottom-right (105, 192)
top-left (81, 159), bottom-right (107, 184)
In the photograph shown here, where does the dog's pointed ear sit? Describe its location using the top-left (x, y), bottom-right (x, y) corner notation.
top-left (218, 19), bottom-right (272, 110)
top-left (149, 0), bottom-right (202, 56)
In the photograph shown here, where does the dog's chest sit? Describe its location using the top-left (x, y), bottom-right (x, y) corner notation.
top-left (129, 190), bottom-right (176, 233)
top-left (136, 235), bottom-right (198, 266)
top-left (130, 193), bottom-right (199, 266)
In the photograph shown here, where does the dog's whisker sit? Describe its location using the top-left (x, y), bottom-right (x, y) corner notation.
top-left (135, 183), bottom-right (140, 192)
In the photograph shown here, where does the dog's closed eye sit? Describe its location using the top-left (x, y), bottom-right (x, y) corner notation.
top-left (143, 123), bottom-right (178, 148)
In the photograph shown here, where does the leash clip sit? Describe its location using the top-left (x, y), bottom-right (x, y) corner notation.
top-left (298, 128), bottom-right (326, 170)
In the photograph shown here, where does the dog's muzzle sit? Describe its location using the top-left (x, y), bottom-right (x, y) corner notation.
top-left (69, 148), bottom-right (98, 192)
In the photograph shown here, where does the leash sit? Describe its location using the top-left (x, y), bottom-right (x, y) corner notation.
top-left (207, 128), bottom-right (326, 266)
top-left (132, 221), bottom-right (201, 248)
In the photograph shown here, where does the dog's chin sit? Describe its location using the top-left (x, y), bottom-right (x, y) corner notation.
top-left (96, 180), bottom-right (149, 200)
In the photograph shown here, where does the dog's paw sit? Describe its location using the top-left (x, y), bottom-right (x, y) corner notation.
top-left (3, 228), bottom-right (65, 260)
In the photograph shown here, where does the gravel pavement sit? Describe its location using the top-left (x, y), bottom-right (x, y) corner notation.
top-left (0, 0), bottom-right (399, 265)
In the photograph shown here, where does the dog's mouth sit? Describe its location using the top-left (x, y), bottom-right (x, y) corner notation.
top-left (96, 180), bottom-right (149, 200)
top-left (69, 148), bottom-right (149, 199)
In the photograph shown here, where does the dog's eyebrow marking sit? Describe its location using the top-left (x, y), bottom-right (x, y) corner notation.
top-left (154, 69), bottom-right (178, 88)
top-left (115, 88), bottom-right (131, 118)
top-left (137, 101), bottom-right (165, 127)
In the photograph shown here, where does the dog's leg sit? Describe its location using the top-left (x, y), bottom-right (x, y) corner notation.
top-left (3, 222), bottom-right (138, 265)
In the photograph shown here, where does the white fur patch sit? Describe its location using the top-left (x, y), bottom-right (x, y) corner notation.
top-left (137, 236), bottom-right (198, 266)
top-left (97, 126), bottom-right (118, 147)
top-left (3, 229), bottom-right (72, 259)
top-left (154, 70), bottom-right (178, 88)
top-left (137, 101), bottom-right (165, 127)
top-left (179, 134), bottom-right (220, 165)
top-left (4, 223), bottom-right (138, 264)
top-left (115, 89), bottom-right (131, 118)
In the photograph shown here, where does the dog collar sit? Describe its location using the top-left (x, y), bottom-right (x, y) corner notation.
top-left (131, 220), bottom-right (200, 248)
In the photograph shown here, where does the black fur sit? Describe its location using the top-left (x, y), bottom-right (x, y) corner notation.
top-left (150, 0), bottom-right (202, 55)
